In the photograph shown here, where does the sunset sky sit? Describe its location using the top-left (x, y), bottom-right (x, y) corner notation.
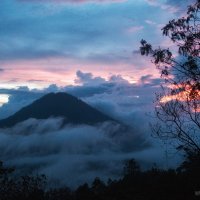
top-left (0, 0), bottom-right (190, 89)
top-left (0, 0), bottom-right (192, 113)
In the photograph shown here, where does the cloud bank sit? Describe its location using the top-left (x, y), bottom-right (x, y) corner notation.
top-left (0, 118), bottom-right (152, 187)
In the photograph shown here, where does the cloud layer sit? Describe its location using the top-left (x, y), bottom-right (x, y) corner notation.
top-left (0, 118), bottom-right (151, 187)
top-left (0, 0), bottom-right (177, 88)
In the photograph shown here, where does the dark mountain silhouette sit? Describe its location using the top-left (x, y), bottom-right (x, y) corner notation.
top-left (0, 92), bottom-right (114, 128)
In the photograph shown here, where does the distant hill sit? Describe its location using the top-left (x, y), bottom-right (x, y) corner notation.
top-left (0, 92), bottom-right (114, 128)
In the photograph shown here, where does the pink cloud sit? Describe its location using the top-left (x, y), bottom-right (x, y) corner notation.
top-left (0, 56), bottom-right (160, 89)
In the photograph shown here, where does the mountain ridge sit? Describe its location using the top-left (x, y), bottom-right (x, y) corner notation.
top-left (0, 92), bottom-right (114, 128)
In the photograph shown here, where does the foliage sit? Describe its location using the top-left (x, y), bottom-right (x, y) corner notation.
top-left (0, 159), bottom-right (199, 200)
top-left (123, 159), bottom-right (140, 177)
top-left (140, 0), bottom-right (200, 154)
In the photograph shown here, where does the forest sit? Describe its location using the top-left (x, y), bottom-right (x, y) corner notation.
top-left (0, 155), bottom-right (199, 200)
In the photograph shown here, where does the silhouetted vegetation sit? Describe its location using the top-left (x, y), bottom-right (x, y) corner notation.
top-left (0, 157), bottom-right (200, 200)
top-left (140, 0), bottom-right (200, 154)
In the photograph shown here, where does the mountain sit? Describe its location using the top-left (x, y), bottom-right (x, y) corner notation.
top-left (0, 92), bottom-right (114, 128)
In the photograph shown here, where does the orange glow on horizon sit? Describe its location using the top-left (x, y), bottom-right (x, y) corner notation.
top-left (160, 86), bottom-right (200, 104)
top-left (160, 85), bottom-right (200, 112)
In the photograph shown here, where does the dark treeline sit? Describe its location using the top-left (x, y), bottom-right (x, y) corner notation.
top-left (0, 153), bottom-right (200, 200)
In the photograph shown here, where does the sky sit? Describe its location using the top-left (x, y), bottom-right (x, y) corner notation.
top-left (0, 0), bottom-right (191, 90)
top-left (0, 0), bottom-right (193, 109)
top-left (0, 0), bottom-right (194, 187)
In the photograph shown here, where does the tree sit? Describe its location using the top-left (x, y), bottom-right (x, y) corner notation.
top-left (123, 159), bottom-right (140, 177)
top-left (140, 0), bottom-right (200, 154)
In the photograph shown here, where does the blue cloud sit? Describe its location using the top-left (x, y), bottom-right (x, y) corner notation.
top-left (0, 0), bottom-right (175, 65)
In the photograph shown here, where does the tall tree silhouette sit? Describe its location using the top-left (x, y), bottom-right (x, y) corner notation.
top-left (140, 0), bottom-right (200, 154)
